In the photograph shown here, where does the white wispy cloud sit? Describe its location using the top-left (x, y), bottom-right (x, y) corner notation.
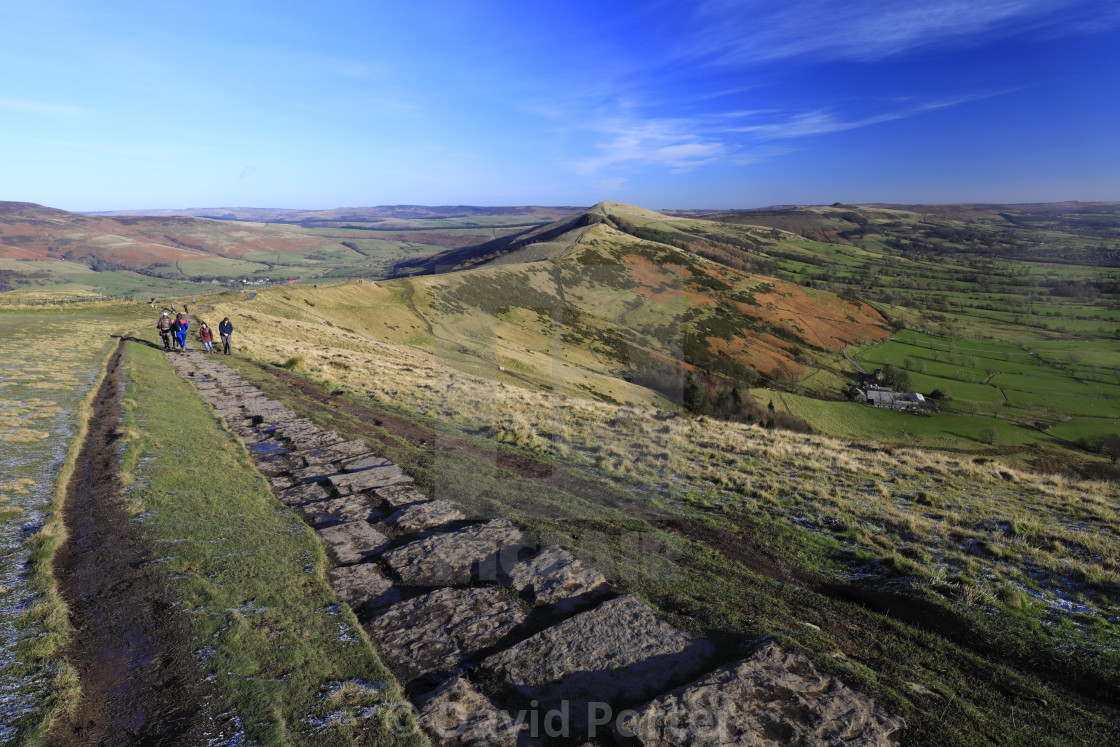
top-left (566, 90), bottom-right (996, 176)
top-left (567, 119), bottom-right (725, 174)
top-left (0, 97), bottom-right (87, 117)
top-left (687, 0), bottom-right (1103, 64)
top-left (722, 92), bottom-right (1011, 139)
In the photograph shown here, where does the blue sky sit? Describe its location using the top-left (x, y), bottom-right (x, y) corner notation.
top-left (2, 0), bottom-right (1119, 210)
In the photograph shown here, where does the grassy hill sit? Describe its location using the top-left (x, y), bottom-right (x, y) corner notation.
top-left (0, 201), bottom-right (350, 266)
top-left (210, 206), bottom-right (888, 410)
top-left (5, 191), bottom-right (1120, 742)
top-left (87, 204), bottom-right (583, 223)
top-left (685, 202), bottom-right (1120, 476)
top-left (191, 266), bottom-right (1118, 744)
top-left (0, 202), bottom-right (572, 293)
top-left (6, 197), bottom-right (1118, 475)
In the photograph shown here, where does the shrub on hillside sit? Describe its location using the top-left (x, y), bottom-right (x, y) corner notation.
top-left (282, 355), bottom-right (307, 372)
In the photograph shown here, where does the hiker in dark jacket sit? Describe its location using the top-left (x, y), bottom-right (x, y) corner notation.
top-left (156, 312), bottom-right (172, 350)
top-left (218, 317), bottom-right (233, 355)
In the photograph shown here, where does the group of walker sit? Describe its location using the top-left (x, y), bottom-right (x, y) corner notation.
top-left (157, 309), bottom-right (233, 355)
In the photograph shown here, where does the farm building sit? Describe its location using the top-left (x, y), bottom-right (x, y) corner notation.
top-left (849, 386), bottom-right (933, 411)
top-left (865, 387), bottom-right (895, 407)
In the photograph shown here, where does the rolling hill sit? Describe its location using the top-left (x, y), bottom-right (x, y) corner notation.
top-left (86, 204), bottom-right (585, 223)
top-left (0, 201), bottom-right (351, 268)
top-left (212, 202), bottom-right (889, 411)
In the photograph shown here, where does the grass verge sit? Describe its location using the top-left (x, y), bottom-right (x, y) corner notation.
top-left (118, 336), bottom-right (425, 745)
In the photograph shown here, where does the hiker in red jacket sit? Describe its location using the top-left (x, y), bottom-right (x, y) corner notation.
top-left (198, 322), bottom-right (214, 353)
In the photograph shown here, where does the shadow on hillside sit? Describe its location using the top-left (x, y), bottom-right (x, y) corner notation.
top-left (117, 334), bottom-right (164, 351)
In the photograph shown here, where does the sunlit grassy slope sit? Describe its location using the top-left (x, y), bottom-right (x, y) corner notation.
top-left (204, 267), bottom-right (1119, 745)
top-left (210, 212), bottom-right (888, 408)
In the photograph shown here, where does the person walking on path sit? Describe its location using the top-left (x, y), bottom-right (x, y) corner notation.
top-left (156, 312), bottom-right (173, 350)
top-left (218, 317), bottom-right (233, 355)
top-left (170, 315), bottom-right (183, 350)
top-left (173, 313), bottom-right (189, 352)
top-left (198, 322), bottom-right (214, 353)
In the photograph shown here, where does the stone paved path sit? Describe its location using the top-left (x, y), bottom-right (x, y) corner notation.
top-left (170, 351), bottom-right (905, 746)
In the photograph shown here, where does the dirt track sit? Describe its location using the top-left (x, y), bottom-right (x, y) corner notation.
top-left (47, 339), bottom-right (216, 745)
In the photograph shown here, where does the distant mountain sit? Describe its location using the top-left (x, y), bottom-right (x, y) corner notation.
top-left (86, 205), bottom-right (586, 223)
top-left (388, 201), bottom-right (888, 382)
top-left (0, 201), bottom-right (347, 267)
top-left (393, 200), bottom-right (783, 275)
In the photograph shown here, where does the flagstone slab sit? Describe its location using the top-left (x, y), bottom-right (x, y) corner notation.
top-left (340, 454), bottom-right (394, 472)
top-left (618, 642), bottom-right (906, 746)
top-left (328, 464), bottom-right (412, 494)
top-left (254, 457), bottom-right (291, 477)
top-left (286, 430), bottom-right (345, 452)
top-left (365, 587), bottom-right (526, 683)
top-left (481, 595), bottom-right (714, 728)
top-left (289, 464), bottom-right (342, 484)
top-left (300, 439), bottom-right (372, 465)
top-left (384, 500), bottom-right (466, 532)
top-left (416, 676), bottom-right (527, 747)
top-left (374, 485), bottom-right (429, 508)
top-left (299, 495), bottom-right (384, 528)
top-left (383, 519), bottom-right (524, 586)
top-left (329, 563), bottom-right (399, 612)
top-left (229, 423), bottom-right (261, 439)
top-left (276, 481), bottom-right (331, 507)
top-left (268, 475), bottom-right (296, 490)
top-left (267, 422), bottom-right (323, 442)
top-left (317, 521), bottom-right (390, 565)
top-left (504, 546), bottom-right (610, 610)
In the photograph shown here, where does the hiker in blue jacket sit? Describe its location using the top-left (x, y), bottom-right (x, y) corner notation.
top-left (174, 313), bottom-right (189, 352)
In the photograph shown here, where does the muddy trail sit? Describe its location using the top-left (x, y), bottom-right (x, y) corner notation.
top-left (47, 339), bottom-right (217, 746)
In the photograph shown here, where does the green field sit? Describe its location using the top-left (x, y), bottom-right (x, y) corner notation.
top-left (830, 330), bottom-right (1118, 466)
top-left (680, 205), bottom-right (1120, 476)
top-left (0, 259), bottom-right (202, 297)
